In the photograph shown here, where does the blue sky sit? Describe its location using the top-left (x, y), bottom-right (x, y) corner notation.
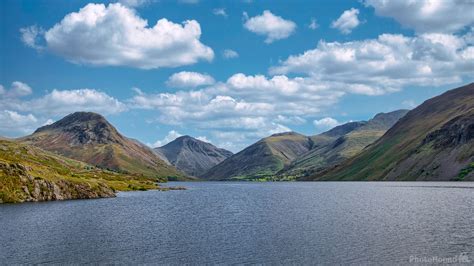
top-left (1, 0), bottom-right (473, 152)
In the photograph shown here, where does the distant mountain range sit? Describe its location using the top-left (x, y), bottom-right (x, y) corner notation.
top-left (1, 83), bottom-right (472, 203)
top-left (155, 135), bottom-right (233, 177)
top-left (202, 110), bottom-right (408, 181)
top-left (19, 112), bottom-right (185, 180)
top-left (279, 110), bottom-right (409, 179)
top-left (308, 83), bottom-right (474, 181)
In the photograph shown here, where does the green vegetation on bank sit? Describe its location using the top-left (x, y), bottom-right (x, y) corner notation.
top-left (0, 140), bottom-right (168, 203)
top-left (455, 162), bottom-right (474, 181)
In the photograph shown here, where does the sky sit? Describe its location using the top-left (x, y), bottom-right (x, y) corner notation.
top-left (0, 0), bottom-right (473, 152)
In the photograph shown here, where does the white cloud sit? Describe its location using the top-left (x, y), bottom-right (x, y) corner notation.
top-left (243, 10), bottom-right (296, 43)
top-left (24, 3), bottom-right (213, 69)
top-left (152, 130), bottom-right (182, 147)
top-left (270, 32), bottom-right (474, 94)
top-left (29, 89), bottom-right (126, 116)
top-left (1, 88), bottom-right (126, 116)
top-left (222, 49), bottom-right (239, 59)
top-left (1, 81), bottom-right (33, 98)
top-left (213, 8), bottom-right (227, 17)
top-left (364, 0), bottom-right (474, 33)
top-left (129, 73), bottom-right (346, 152)
top-left (166, 71), bottom-right (215, 88)
top-left (10, 81), bottom-right (33, 97)
top-left (331, 8), bottom-right (360, 34)
top-left (309, 18), bottom-right (319, 30)
top-left (313, 117), bottom-right (340, 130)
top-left (0, 111), bottom-right (42, 136)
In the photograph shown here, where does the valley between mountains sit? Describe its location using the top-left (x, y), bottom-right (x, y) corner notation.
top-left (1, 83), bottom-right (473, 203)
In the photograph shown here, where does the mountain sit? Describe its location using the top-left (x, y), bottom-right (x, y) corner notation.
top-left (0, 139), bottom-right (163, 203)
top-left (20, 112), bottom-right (185, 180)
top-left (281, 110), bottom-right (409, 179)
top-left (309, 83), bottom-right (474, 181)
top-left (154, 135), bottom-right (233, 177)
top-left (202, 132), bottom-right (313, 180)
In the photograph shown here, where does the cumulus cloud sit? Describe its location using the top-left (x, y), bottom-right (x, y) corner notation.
top-left (129, 72), bottom-right (346, 151)
top-left (243, 10), bottom-right (296, 43)
top-left (270, 32), bottom-right (474, 94)
top-left (23, 3), bottom-right (213, 69)
top-left (364, 0), bottom-right (474, 33)
top-left (10, 82), bottom-right (33, 97)
top-left (152, 130), bottom-right (182, 147)
top-left (0, 111), bottom-right (45, 137)
top-left (313, 117), bottom-right (340, 130)
top-left (1, 88), bottom-right (126, 116)
top-left (213, 8), bottom-right (227, 17)
top-left (331, 8), bottom-right (360, 34)
top-left (222, 49), bottom-right (239, 59)
top-left (166, 71), bottom-right (215, 88)
top-left (0, 81), bottom-right (33, 98)
top-left (29, 89), bottom-right (126, 116)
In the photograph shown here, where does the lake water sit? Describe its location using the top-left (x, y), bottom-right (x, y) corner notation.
top-left (1, 182), bottom-right (473, 264)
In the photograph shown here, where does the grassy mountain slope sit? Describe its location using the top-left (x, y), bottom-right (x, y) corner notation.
top-left (20, 112), bottom-right (185, 181)
top-left (202, 132), bottom-right (312, 180)
top-left (282, 110), bottom-right (409, 179)
top-left (310, 83), bottom-right (474, 181)
top-left (0, 140), bottom-right (163, 203)
top-left (155, 135), bottom-right (233, 177)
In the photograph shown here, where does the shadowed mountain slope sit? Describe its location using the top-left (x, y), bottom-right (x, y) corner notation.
top-left (308, 83), bottom-right (474, 181)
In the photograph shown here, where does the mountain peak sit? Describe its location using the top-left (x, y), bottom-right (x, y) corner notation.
top-left (21, 112), bottom-right (184, 179)
top-left (33, 111), bottom-right (120, 145)
top-left (35, 112), bottom-right (109, 131)
top-left (360, 109), bottom-right (409, 131)
top-left (174, 135), bottom-right (197, 142)
top-left (155, 135), bottom-right (233, 177)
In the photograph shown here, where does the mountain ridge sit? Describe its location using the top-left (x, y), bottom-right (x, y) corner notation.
top-left (278, 109), bottom-right (409, 179)
top-left (309, 83), bottom-right (474, 181)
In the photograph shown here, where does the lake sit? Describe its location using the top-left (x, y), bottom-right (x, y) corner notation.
top-left (1, 182), bottom-right (473, 264)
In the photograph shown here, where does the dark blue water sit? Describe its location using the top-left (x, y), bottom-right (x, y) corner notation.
top-left (1, 182), bottom-right (473, 264)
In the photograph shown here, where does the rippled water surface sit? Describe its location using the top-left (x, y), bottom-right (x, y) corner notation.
top-left (1, 182), bottom-right (473, 264)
